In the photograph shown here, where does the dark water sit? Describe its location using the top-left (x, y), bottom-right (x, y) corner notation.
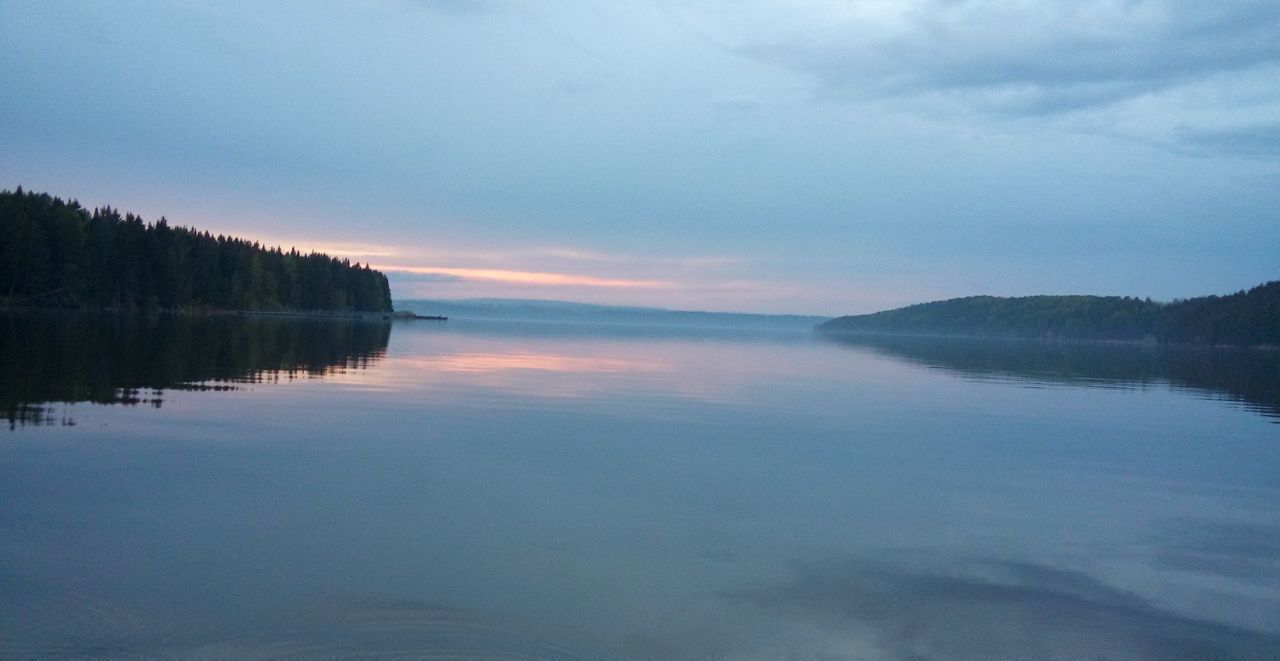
top-left (2, 314), bottom-right (1278, 660)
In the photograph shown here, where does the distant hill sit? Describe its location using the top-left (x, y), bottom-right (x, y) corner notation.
top-left (1, 188), bottom-right (392, 312)
top-left (817, 281), bottom-right (1280, 347)
top-left (397, 298), bottom-right (827, 330)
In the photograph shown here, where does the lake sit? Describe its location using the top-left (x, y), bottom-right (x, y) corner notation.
top-left (2, 312), bottom-right (1278, 660)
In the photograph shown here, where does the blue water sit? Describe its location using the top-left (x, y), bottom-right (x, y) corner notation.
top-left (2, 316), bottom-right (1278, 659)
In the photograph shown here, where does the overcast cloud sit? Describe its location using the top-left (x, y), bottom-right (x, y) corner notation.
top-left (703, 2), bottom-right (1280, 112)
top-left (0, 0), bottom-right (1275, 313)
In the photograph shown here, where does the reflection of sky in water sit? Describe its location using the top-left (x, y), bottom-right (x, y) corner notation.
top-left (2, 319), bottom-right (1278, 659)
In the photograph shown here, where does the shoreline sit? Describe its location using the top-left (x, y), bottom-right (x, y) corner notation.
top-left (0, 306), bottom-right (447, 322)
top-left (813, 327), bottom-right (1279, 351)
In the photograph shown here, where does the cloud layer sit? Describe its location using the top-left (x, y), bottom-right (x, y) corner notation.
top-left (689, 1), bottom-right (1280, 114)
top-left (1, 1), bottom-right (1276, 313)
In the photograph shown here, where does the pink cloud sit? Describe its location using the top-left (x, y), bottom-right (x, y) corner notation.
top-left (375, 264), bottom-right (673, 289)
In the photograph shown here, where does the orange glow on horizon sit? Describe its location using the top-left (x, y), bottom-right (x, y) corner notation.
top-left (375, 264), bottom-right (672, 289)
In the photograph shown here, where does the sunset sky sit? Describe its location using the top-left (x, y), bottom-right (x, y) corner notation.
top-left (2, 1), bottom-right (1277, 314)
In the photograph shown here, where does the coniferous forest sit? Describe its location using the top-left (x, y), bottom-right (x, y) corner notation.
top-left (0, 188), bottom-right (392, 312)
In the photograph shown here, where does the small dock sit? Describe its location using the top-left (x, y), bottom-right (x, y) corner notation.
top-left (386, 311), bottom-right (447, 321)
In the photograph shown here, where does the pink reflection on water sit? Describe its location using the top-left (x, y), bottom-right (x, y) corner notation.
top-left (396, 351), bottom-right (665, 375)
top-left (323, 337), bottom-right (670, 402)
top-left (318, 327), bottom-right (927, 411)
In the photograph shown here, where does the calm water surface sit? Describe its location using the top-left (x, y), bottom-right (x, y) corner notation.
top-left (2, 314), bottom-right (1278, 659)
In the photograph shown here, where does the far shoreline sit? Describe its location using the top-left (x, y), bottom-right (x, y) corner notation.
top-left (813, 327), bottom-right (1280, 351)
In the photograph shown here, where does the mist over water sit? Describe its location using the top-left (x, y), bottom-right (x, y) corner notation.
top-left (2, 314), bottom-right (1277, 659)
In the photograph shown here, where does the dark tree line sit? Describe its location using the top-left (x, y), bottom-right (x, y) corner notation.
top-left (1156, 281), bottom-right (1280, 346)
top-left (1, 188), bottom-right (393, 312)
top-left (817, 281), bottom-right (1280, 347)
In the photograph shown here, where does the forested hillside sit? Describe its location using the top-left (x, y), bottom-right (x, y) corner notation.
top-left (818, 282), bottom-right (1280, 347)
top-left (0, 188), bottom-right (392, 312)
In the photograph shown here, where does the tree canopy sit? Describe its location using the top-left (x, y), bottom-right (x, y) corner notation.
top-left (1, 188), bottom-right (392, 312)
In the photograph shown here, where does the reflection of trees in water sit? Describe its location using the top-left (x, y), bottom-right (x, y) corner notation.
top-left (821, 333), bottom-right (1280, 422)
top-left (2, 313), bottom-right (391, 428)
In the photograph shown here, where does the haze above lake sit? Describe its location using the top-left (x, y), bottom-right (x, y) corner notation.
top-left (2, 312), bottom-right (1278, 660)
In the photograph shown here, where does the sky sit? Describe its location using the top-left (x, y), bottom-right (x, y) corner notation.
top-left (1, 0), bottom-right (1277, 315)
